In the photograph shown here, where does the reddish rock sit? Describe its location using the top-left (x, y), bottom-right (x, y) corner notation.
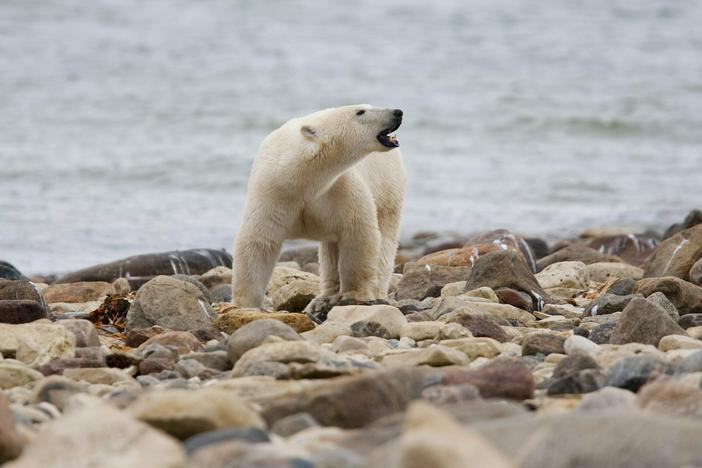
top-left (495, 288), bottom-right (534, 312)
top-left (125, 326), bottom-right (167, 348)
top-left (440, 357), bottom-right (535, 400)
top-left (396, 263), bottom-right (471, 301)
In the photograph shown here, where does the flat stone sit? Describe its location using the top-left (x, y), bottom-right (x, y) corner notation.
top-left (327, 304), bottom-right (406, 339)
top-left (0, 360), bottom-right (44, 389)
top-left (382, 345), bottom-right (470, 367)
top-left (536, 261), bottom-right (589, 289)
top-left (522, 332), bottom-right (566, 356)
top-left (0, 322), bottom-right (75, 366)
top-left (63, 368), bottom-right (134, 385)
top-left (586, 262), bottom-right (644, 284)
top-left (440, 337), bottom-right (502, 360)
top-left (227, 319), bottom-right (301, 363)
top-left (42, 282), bottom-right (115, 303)
top-left (214, 308), bottom-right (315, 334)
top-left (129, 388), bottom-right (264, 440)
top-left (658, 334), bottom-right (702, 351)
top-left (56, 319), bottom-right (100, 347)
top-left (438, 357), bottom-right (535, 400)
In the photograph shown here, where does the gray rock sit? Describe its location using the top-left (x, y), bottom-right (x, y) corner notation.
top-left (0, 261), bottom-right (26, 281)
top-left (31, 375), bottom-right (87, 411)
top-left (589, 321), bottom-right (618, 344)
top-left (171, 275), bottom-right (211, 302)
top-left (227, 319), bottom-right (301, 363)
top-left (126, 276), bottom-right (215, 331)
top-left (583, 294), bottom-right (640, 317)
top-left (678, 313), bottom-right (702, 329)
top-left (604, 355), bottom-right (676, 392)
top-left (605, 278), bottom-right (636, 296)
top-left (56, 319), bottom-right (100, 347)
top-left (209, 284), bottom-right (232, 303)
top-left (646, 292), bottom-right (680, 320)
top-left (183, 351), bottom-right (231, 371)
top-left (610, 297), bottom-right (687, 346)
top-left (679, 350), bottom-right (702, 373)
top-left (691, 258), bottom-right (702, 286)
top-left (271, 412), bottom-right (320, 437)
top-left (184, 427), bottom-right (269, 455)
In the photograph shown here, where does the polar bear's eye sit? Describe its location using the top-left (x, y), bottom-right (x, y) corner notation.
top-left (356, 110), bottom-right (366, 116)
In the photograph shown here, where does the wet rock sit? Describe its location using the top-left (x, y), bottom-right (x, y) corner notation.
top-left (537, 244), bottom-right (621, 270)
top-left (127, 275), bottom-right (215, 331)
top-left (55, 248), bottom-right (231, 284)
top-left (327, 305), bottom-right (406, 339)
top-left (588, 321), bottom-right (618, 344)
top-left (0, 360), bottom-right (44, 389)
top-left (610, 297), bottom-right (687, 346)
top-left (463, 250), bottom-right (554, 310)
top-left (690, 258), bottom-right (702, 286)
top-left (56, 319), bottom-right (100, 347)
top-left (0, 300), bottom-right (47, 324)
top-left (227, 319), bottom-right (301, 363)
top-left (396, 263), bottom-right (471, 300)
top-left (42, 281), bottom-right (115, 303)
top-left (587, 234), bottom-right (658, 266)
top-left (642, 225), bottom-right (702, 281)
top-left (0, 261), bottom-right (25, 281)
top-left (452, 313), bottom-right (508, 342)
top-left (0, 279), bottom-right (50, 319)
top-left (214, 308), bottom-right (315, 334)
top-left (637, 378), bottom-right (702, 418)
top-left (0, 393), bottom-right (22, 463)
top-left (438, 357), bottom-right (535, 400)
top-left (495, 287), bottom-right (534, 312)
top-left (259, 367), bottom-right (427, 428)
top-left (130, 388), bottom-right (264, 440)
top-left (138, 331), bottom-right (203, 356)
top-left (605, 278), bottom-right (636, 296)
top-left (267, 267), bottom-right (319, 312)
top-left (125, 325), bottom-right (166, 347)
top-left (5, 402), bottom-right (187, 468)
top-left (586, 263), bottom-right (644, 284)
top-left (536, 261), bottom-right (589, 289)
top-left (522, 332), bottom-right (566, 356)
top-left (603, 355), bottom-right (676, 391)
top-left (0, 322), bottom-right (75, 366)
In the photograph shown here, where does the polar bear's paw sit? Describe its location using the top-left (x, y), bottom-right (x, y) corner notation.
top-left (304, 293), bottom-right (389, 324)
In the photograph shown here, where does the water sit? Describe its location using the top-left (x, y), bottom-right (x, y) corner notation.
top-left (1, 0), bottom-right (701, 274)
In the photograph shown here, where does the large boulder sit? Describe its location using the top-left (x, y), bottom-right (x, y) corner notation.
top-left (635, 277), bottom-right (702, 315)
top-left (54, 248), bottom-right (231, 284)
top-left (5, 402), bottom-right (187, 468)
top-left (610, 297), bottom-right (687, 346)
top-left (463, 250), bottom-right (554, 310)
top-left (126, 276), bottom-right (216, 331)
top-left (642, 225), bottom-right (702, 281)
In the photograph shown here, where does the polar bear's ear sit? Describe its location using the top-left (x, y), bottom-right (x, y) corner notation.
top-left (301, 125), bottom-right (320, 141)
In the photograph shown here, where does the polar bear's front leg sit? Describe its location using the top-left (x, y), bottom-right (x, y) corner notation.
top-left (232, 223), bottom-right (283, 309)
top-left (338, 220), bottom-right (381, 303)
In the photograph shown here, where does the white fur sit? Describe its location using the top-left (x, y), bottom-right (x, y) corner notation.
top-left (232, 104), bottom-right (405, 309)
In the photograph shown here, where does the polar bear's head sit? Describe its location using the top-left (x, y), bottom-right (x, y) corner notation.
top-left (299, 104), bottom-right (403, 155)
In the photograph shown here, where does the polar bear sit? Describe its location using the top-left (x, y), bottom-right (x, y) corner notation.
top-left (231, 104), bottom-right (405, 316)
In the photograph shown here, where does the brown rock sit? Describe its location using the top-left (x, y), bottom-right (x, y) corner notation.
top-left (42, 282), bottom-right (116, 303)
top-left (0, 280), bottom-right (50, 318)
top-left (463, 250), bottom-right (555, 310)
top-left (439, 357), bottom-right (535, 400)
top-left (125, 325), bottom-right (167, 347)
top-left (0, 300), bottom-right (47, 324)
top-left (213, 309), bottom-right (315, 334)
top-left (56, 319), bottom-right (100, 347)
top-left (522, 332), bottom-right (566, 355)
top-left (455, 313), bottom-right (509, 342)
top-left (495, 287), bottom-right (534, 312)
top-left (635, 277), bottom-right (702, 315)
top-left (587, 234), bottom-right (658, 266)
top-left (396, 263), bottom-right (471, 301)
top-left (610, 297), bottom-right (687, 346)
top-left (663, 209), bottom-right (702, 239)
top-left (537, 244), bottom-right (621, 270)
top-left (642, 225), bottom-right (702, 281)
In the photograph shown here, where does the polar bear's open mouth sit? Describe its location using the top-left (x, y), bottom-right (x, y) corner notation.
top-left (377, 121), bottom-right (401, 148)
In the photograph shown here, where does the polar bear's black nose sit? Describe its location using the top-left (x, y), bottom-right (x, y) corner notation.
top-left (393, 109), bottom-right (403, 118)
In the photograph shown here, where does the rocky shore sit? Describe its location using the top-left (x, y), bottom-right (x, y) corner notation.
top-left (1, 209), bottom-right (702, 467)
